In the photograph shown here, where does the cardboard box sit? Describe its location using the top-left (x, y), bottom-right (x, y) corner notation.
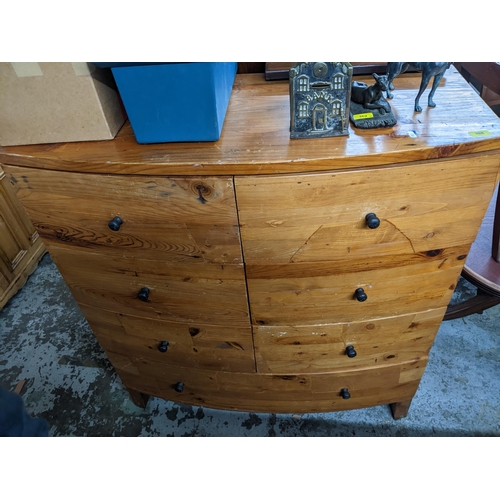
top-left (0, 62), bottom-right (126, 146)
top-left (98, 62), bottom-right (237, 143)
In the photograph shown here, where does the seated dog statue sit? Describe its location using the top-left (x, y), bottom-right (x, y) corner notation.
top-left (351, 73), bottom-right (391, 115)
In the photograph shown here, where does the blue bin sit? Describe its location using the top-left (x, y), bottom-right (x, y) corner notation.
top-left (96, 62), bottom-right (237, 144)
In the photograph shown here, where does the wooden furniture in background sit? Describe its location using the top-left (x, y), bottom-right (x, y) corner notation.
top-left (454, 62), bottom-right (500, 110)
top-left (0, 165), bottom-right (45, 309)
top-left (444, 185), bottom-right (500, 319)
top-left (1, 68), bottom-right (499, 419)
top-left (237, 63), bottom-right (265, 74)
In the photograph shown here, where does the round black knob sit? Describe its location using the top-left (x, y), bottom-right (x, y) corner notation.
top-left (365, 213), bottom-right (380, 229)
top-left (355, 288), bottom-right (367, 302)
top-left (108, 216), bottom-right (123, 231)
top-left (340, 388), bottom-right (351, 400)
top-left (346, 345), bottom-right (357, 358)
top-left (137, 287), bottom-right (150, 302)
top-left (174, 382), bottom-right (184, 393)
top-left (158, 341), bottom-right (169, 353)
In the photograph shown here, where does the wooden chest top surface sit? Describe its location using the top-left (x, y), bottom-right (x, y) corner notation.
top-left (1, 69), bottom-right (500, 176)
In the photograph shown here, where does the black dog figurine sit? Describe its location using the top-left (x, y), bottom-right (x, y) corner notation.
top-left (351, 73), bottom-right (391, 114)
top-left (385, 62), bottom-right (451, 112)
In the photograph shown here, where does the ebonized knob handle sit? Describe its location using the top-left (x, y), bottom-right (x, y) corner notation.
top-left (346, 345), bottom-right (357, 358)
top-left (158, 341), bottom-right (169, 353)
top-left (174, 382), bottom-right (184, 393)
top-left (137, 287), bottom-right (150, 302)
top-left (365, 213), bottom-right (380, 229)
top-left (340, 388), bottom-right (351, 400)
top-left (355, 288), bottom-right (367, 302)
top-left (108, 216), bottom-right (123, 231)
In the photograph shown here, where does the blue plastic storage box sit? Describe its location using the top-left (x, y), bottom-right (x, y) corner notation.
top-left (95, 62), bottom-right (237, 144)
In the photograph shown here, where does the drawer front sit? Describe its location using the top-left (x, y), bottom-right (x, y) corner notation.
top-left (79, 304), bottom-right (255, 372)
top-left (246, 248), bottom-right (464, 325)
top-left (49, 245), bottom-right (250, 327)
top-left (235, 157), bottom-right (500, 264)
top-left (254, 308), bottom-right (445, 373)
top-left (6, 166), bottom-right (242, 264)
top-left (112, 356), bottom-right (427, 414)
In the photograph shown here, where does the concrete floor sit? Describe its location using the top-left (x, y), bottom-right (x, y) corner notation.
top-left (1, 253), bottom-right (499, 437)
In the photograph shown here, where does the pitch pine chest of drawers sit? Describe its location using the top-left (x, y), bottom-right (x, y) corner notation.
top-left (2, 69), bottom-right (500, 419)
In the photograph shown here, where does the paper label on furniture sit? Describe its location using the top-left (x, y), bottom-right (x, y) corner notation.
top-left (11, 62), bottom-right (43, 77)
top-left (353, 112), bottom-right (374, 120)
top-left (469, 130), bottom-right (492, 137)
top-left (71, 62), bottom-right (96, 76)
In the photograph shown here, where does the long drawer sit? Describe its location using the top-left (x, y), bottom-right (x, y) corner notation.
top-left (49, 245), bottom-right (250, 326)
top-left (235, 156), bottom-right (500, 264)
top-left (79, 304), bottom-right (255, 372)
top-left (6, 167), bottom-right (242, 264)
top-left (111, 355), bottom-right (428, 414)
top-left (254, 308), bottom-right (445, 373)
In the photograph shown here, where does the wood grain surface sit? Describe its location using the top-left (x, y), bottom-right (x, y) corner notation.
top-left (112, 356), bottom-right (427, 413)
top-left (5, 167), bottom-right (242, 264)
top-left (47, 245), bottom-right (250, 326)
top-left (79, 304), bottom-right (255, 372)
top-left (2, 69), bottom-right (500, 176)
top-left (246, 255), bottom-right (462, 325)
top-left (254, 308), bottom-right (445, 373)
top-left (235, 155), bottom-right (500, 264)
top-left (0, 166), bottom-right (45, 308)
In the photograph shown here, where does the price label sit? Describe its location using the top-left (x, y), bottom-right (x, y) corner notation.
top-left (469, 130), bottom-right (492, 137)
top-left (353, 112), bottom-right (374, 120)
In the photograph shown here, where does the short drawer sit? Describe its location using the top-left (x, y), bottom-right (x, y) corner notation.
top-left (6, 166), bottom-right (242, 264)
top-left (113, 355), bottom-right (428, 414)
top-left (254, 308), bottom-right (445, 373)
top-left (246, 247), bottom-right (464, 325)
top-left (49, 245), bottom-right (250, 327)
top-left (235, 156), bottom-right (499, 264)
top-left (80, 304), bottom-right (255, 372)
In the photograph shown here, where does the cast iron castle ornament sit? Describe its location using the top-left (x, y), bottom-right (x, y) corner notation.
top-left (290, 62), bottom-right (353, 139)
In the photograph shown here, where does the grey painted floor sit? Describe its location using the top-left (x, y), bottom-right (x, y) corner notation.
top-left (1, 253), bottom-right (499, 437)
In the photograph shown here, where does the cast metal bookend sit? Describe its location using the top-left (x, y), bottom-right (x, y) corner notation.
top-left (289, 62), bottom-right (353, 139)
top-left (349, 73), bottom-right (397, 129)
top-left (385, 62), bottom-right (452, 112)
